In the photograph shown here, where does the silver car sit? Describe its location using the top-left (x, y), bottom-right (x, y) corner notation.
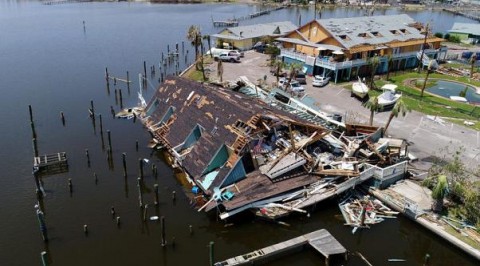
top-left (312, 75), bottom-right (330, 87)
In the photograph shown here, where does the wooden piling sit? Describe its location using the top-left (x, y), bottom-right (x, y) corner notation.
top-left (154, 184), bottom-right (159, 206)
top-left (116, 216), bottom-right (121, 227)
top-left (209, 241), bottom-right (214, 266)
top-left (110, 106), bottom-right (115, 118)
top-left (172, 191), bottom-right (176, 202)
top-left (135, 140), bottom-right (139, 151)
top-left (122, 153), bottom-right (127, 177)
top-left (99, 114), bottom-right (103, 134)
top-left (68, 178), bottom-right (72, 192)
top-left (143, 61), bottom-right (147, 80)
top-left (107, 130), bottom-right (112, 150)
top-left (172, 236), bottom-right (176, 248)
top-left (424, 253), bottom-right (430, 266)
top-left (137, 177), bottom-right (143, 208)
top-left (32, 138), bottom-right (39, 157)
top-left (29, 105), bottom-right (33, 123)
top-left (111, 206), bottom-right (115, 216)
top-left (161, 216), bottom-right (166, 247)
top-left (182, 41), bottom-right (184, 54)
top-left (90, 100), bottom-right (95, 118)
top-left (167, 44), bottom-right (170, 54)
top-left (138, 158), bottom-right (144, 180)
top-left (189, 224), bottom-right (193, 235)
top-left (41, 251), bottom-right (48, 266)
top-left (36, 209), bottom-right (48, 241)
top-left (107, 147), bottom-right (112, 163)
top-left (175, 42), bottom-right (178, 53)
top-left (84, 224), bottom-right (88, 235)
top-left (60, 112), bottom-right (65, 125)
top-left (143, 204), bottom-right (148, 222)
top-left (94, 172), bottom-right (98, 184)
top-left (31, 121), bottom-right (37, 139)
top-left (85, 149), bottom-right (90, 167)
top-left (105, 67), bottom-right (109, 83)
top-left (133, 113), bottom-right (136, 123)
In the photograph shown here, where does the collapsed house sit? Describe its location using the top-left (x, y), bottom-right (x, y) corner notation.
top-left (139, 76), bottom-right (409, 220)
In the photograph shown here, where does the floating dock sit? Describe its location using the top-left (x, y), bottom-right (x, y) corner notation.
top-left (214, 229), bottom-right (346, 266)
top-left (33, 152), bottom-right (68, 175)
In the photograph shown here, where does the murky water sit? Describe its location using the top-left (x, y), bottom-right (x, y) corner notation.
top-left (0, 2), bottom-right (478, 265)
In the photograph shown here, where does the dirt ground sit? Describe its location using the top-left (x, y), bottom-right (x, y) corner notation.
top-left (209, 50), bottom-right (480, 170)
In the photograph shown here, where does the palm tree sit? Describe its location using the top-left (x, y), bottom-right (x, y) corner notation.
top-left (368, 55), bottom-right (380, 89)
top-left (431, 175), bottom-right (448, 213)
top-left (272, 59), bottom-right (286, 83)
top-left (420, 61), bottom-right (435, 99)
top-left (286, 62), bottom-right (303, 91)
top-left (187, 25), bottom-right (201, 65)
top-left (362, 95), bottom-right (381, 126)
top-left (199, 36), bottom-right (206, 81)
top-left (203, 34), bottom-right (213, 59)
top-left (385, 54), bottom-right (393, 81)
top-left (217, 59), bottom-right (223, 82)
top-left (384, 98), bottom-right (410, 132)
top-left (470, 53), bottom-right (477, 78)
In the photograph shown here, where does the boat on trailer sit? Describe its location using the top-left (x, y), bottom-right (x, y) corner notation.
top-left (378, 84), bottom-right (402, 108)
top-left (352, 77), bottom-right (369, 99)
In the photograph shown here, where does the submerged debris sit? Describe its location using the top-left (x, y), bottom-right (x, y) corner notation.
top-left (339, 193), bottom-right (398, 232)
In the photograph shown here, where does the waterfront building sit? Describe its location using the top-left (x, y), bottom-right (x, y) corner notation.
top-left (211, 21), bottom-right (297, 51)
top-left (277, 14), bottom-right (447, 83)
top-left (449, 22), bottom-right (480, 44)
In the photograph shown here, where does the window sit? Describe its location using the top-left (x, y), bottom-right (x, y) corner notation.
top-left (358, 33), bottom-right (367, 37)
top-left (390, 30), bottom-right (399, 35)
top-left (339, 35), bottom-right (351, 41)
top-left (399, 29), bottom-right (409, 34)
top-left (371, 31), bottom-right (383, 37)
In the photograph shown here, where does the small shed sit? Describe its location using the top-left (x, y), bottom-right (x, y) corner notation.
top-left (449, 23), bottom-right (480, 44)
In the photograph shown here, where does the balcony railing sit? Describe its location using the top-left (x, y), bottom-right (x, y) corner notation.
top-left (314, 57), bottom-right (367, 70)
top-left (281, 50), bottom-right (307, 62)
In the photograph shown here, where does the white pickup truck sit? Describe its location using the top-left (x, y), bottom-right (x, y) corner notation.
top-left (217, 52), bottom-right (241, 63)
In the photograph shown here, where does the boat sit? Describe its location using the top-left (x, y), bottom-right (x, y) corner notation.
top-left (351, 77), bottom-right (369, 99)
top-left (378, 84), bottom-right (402, 108)
top-left (416, 51), bottom-right (438, 69)
top-left (449, 96), bottom-right (468, 103)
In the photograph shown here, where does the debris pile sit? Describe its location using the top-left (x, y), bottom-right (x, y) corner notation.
top-left (339, 193), bottom-right (398, 233)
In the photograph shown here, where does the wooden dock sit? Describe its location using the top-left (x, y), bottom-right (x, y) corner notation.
top-left (213, 20), bottom-right (239, 27)
top-left (214, 229), bottom-right (346, 266)
top-left (33, 152), bottom-right (68, 176)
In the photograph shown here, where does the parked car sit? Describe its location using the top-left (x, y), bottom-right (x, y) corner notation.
top-left (295, 72), bottom-right (307, 84)
top-left (312, 75), bottom-right (330, 87)
top-left (278, 78), bottom-right (304, 93)
top-left (217, 52), bottom-right (241, 63)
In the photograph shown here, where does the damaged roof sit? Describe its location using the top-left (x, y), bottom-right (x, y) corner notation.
top-left (143, 76), bottom-right (318, 187)
top-left (317, 14), bottom-right (425, 49)
top-left (212, 21), bottom-right (297, 40)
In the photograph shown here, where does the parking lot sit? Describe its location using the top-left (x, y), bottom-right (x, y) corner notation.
top-left (208, 50), bottom-right (480, 168)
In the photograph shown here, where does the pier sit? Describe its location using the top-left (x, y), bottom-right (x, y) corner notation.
top-left (214, 229), bottom-right (346, 266)
top-left (212, 5), bottom-right (285, 27)
top-left (443, 8), bottom-right (480, 22)
top-left (33, 152), bottom-right (68, 175)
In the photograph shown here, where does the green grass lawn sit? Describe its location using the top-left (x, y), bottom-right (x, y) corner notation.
top-left (345, 71), bottom-right (480, 130)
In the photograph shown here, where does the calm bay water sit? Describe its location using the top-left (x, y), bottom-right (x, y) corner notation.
top-left (0, 2), bottom-right (478, 265)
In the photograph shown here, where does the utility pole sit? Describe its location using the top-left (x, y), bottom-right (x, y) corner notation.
top-left (417, 23), bottom-right (429, 73)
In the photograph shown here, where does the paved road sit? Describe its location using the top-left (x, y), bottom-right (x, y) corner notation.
top-left (211, 51), bottom-right (480, 169)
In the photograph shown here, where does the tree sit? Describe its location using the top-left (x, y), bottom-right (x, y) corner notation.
top-left (199, 36), bottom-right (206, 81)
top-left (431, 175), bottom-right (448, 213)
top-left (384, 98), bottom-right (410, 132)
top-left (286, 62), bottom-right (303, 91)
top-left (385, 54), bottom-right (393, 81)
top-left (187, 25), bottom-right (201, 67)
top-left (417, 23), bottom-right (429, 73)
top-left (420, 61), bottom-right (435, 99)
top-left (217, 59), bottom-right (223, 82)
top-left (368, 55), bottom-right (380, 89)
top-left (362, 95), bottom-right (381, 126)
top-left (203, 35), bottom-right (213, 59)
top-left (272, 59), bottom-right (286, 83)
top-left (470, 53), bottom-right (477, 78)
top-left (434, 32), bottom-right (443, 38)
